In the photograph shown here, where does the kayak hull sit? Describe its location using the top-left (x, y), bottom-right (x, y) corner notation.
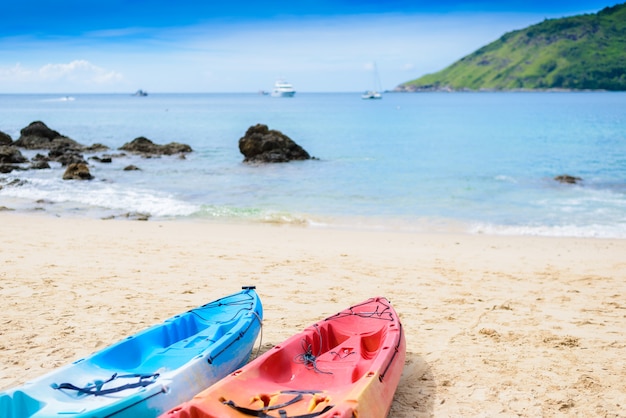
top-left (0, 287), bottom-right (263, 418)
top-left (162, 296), bottom-right (405, 418)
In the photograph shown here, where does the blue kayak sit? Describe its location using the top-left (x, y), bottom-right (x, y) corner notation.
top-left (0, 286), bottom-right (263, 418)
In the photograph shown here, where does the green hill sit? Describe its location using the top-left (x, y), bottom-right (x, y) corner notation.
top-left (397, 3), bottom-right (626, 91)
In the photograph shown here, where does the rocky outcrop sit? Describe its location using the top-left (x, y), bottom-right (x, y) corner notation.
top-left (554, 174), bottom-right (582, 184)
top-left (30, 161), bottom-right (51, 170)
top-left (12, 121), bottom-right (88, 168)
top-left (62, 162), bottom-right (93, 180)
top-left (119, 137), bottom-right (192, 156)
top-left (238, 124), bottom-right (311, 163)
top-left (90, 156), bottom-right (113, 163)
top-left (49, 147), bottom-right (87, 166)
top-left (0, 146), bottom-right (27, 164)
top-left (14, 121), bottom-right (83, 150)
top-left (0, 146), bottom-right (27, 173)
top-left (0, 165), bottom-right (20, 174)
top-left (83, 143), bottom-right (110, 153)
top-left (0, 121), bottom-right (196, 184)
top-left (0, 130), bottom-right (12, 145)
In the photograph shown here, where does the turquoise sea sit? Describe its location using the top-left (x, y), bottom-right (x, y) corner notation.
top-left (1, 92), bottom-right (625, 238)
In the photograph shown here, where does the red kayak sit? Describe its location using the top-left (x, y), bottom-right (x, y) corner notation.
top-left (161, 297), bottom-right (405, 418)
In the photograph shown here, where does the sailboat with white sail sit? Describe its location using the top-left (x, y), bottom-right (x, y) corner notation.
top-left (362, 62), bottom-right (383, 99)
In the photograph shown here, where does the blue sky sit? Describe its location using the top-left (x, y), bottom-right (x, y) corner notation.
top-left (0, 1), bottom-right (616, 93)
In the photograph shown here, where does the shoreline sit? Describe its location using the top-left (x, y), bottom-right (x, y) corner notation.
top-left (3, 204), bottom-right (625, 240)
top-left (1, 213), bottom-right (625, 416)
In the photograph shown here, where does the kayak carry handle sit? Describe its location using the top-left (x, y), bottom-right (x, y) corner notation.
top-left (223, 391), bottom-right (334, 418)
top-left (53, 373), bottom-right (159, 396)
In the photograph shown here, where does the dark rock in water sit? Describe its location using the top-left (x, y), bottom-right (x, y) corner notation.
top-left (554, 174), bottom-right (582, 184)
top-left (124, 212), bottom-right (150, 221)
top-left (49, 147), bottom-right (86, 166)
top-left (119, 136), bottom-right (192, 156)
top-left (0, 164), bottom-right (18, 173)
top-left (49, 136), bottom-right (84, 151)
top-left (30, 161), bottom-right (51, 170)
top-left (0, 145), bottom-right (27, 173)
top-left (14, 121), bottom-right (84, 150)
top-left (32, 153), bottom-right (50, 162)
top-left (0, 145), bottom-right (27, 164)
top-left (62, 162), bottom-right (93, 180)
top-left (0, 130), bottom-right (12, 145)
top-left (238, 124), bottom-right (311, 163)
top-left (83, 143), bottom-right (110, 153)
top-left (21, 120), bottom-right (59, 137)
top-left (90, 156), bottom-right (113, 163)
top-left (159, 142), bottom-right (193, 155)
top-left (102, 212), bottom-right (150, 221)
top-left (123, 165), bottom-right (141, 171)
top-left (36, 199), bottom-right (55, 205)
top-left (18, 120), bottom-right (60, 141)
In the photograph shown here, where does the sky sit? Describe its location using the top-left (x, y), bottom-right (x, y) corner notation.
top-left (0, 1), bottom-right (618, 93)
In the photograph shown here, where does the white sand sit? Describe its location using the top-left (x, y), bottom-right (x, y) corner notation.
top-left (1, 213), bottom-right (625, 416)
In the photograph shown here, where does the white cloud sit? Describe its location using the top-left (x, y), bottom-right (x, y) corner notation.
top-left (38, 60), bottom-right (123, 83)
top-left (0, 60), bottom-right (125, 92)
top-left (0, 63), bottom-right (35, 80)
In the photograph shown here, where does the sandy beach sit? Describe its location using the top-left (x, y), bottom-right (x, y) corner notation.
top-left (1, 212), bottom-right (625, 417)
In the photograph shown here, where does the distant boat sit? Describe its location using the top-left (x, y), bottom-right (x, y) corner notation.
top-left (271, 80), bottom-right (296, 97)
top-left (361, 91), bottom-right (382, 100)
top-left (362, 62), bottom-right (383, 100)
top-left (133, 89), bottom-right (148, 96)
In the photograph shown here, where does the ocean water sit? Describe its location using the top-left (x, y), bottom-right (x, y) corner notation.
top-left (1, 92), bottom-right (625, 238)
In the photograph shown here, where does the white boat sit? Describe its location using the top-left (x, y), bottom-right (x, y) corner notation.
top-left (271, 80), bottom-right (296, 97)
top-left (361, 91), bottom-right (382, 99)
top-left (362, 62), bottom-right (383, 100)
